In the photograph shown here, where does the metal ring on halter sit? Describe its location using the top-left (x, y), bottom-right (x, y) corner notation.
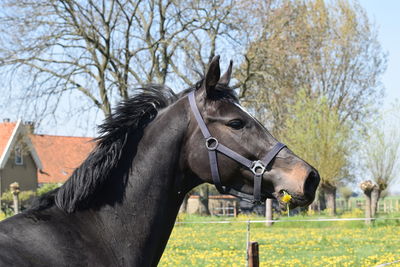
top-left (205, 137), bottom-right (219, 151)
top-left (251, 160), bottom-right (266, 175)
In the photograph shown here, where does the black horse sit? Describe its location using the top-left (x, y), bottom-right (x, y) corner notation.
top-left (0, 57), bottom-right (319, 266)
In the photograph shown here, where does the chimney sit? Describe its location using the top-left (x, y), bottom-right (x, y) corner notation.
top-left (3, 118), bottom-right (10, 123)
top-left (24, 121), bottom-right (35, 134)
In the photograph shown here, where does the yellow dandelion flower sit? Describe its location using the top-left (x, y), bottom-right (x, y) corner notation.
top-left (281, 192), bottom-right (292, 203)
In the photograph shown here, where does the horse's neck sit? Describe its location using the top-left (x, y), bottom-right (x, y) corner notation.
top-left (87, 102), bottom-right (191, 266)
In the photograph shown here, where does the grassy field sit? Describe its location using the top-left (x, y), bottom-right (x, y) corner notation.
top-left (159, 212), bottom-right (400, 267)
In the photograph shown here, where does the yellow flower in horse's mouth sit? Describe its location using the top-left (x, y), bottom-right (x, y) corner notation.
top-left (281, 192), bottom-right (292, 203)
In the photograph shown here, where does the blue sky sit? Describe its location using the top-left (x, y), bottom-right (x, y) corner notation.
top-left (360, 0), bottom-right (400, 104)
top-left (358, 1), bottom-right (400, 192)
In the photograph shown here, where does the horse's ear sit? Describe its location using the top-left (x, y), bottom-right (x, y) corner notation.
top-left (219, 60), bottom-right (233, 86)
top-left (203, 55), bottom-right (221, 96)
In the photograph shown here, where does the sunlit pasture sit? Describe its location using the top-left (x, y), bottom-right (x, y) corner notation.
top-left (159, 213), bottom-right (400, 267)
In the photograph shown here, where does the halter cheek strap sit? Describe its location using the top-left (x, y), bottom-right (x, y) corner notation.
top-left (188, 91), bottom-right (286, 203)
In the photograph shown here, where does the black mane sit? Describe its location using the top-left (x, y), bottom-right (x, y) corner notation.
top-left (33, 82), bottom-right (237, 213)
top-left (55, 85), bottom-right (177, 213)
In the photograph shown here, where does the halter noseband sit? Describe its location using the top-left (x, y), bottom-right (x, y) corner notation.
top-left (188, 91), bottom-right (286, 203)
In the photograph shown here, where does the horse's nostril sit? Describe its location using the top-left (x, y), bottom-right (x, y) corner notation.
top-left (304, 169), bottom-right (320, 197)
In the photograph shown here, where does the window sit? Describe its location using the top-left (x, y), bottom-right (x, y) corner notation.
top-left (15, 145), bottom-right (23, 165)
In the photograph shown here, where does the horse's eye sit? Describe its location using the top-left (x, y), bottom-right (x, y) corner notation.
top-left (227, 119), bottom-right (245, 130)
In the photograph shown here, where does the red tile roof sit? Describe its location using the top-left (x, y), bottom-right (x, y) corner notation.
top-left (0, 122), bottom-right (17, 159)
top-left (30, 135), bottom-right (95, 183)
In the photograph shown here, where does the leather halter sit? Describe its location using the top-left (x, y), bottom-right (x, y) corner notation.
top-left (188, 91), bottom-right (286, 203)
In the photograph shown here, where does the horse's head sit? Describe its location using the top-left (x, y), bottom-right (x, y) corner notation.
top-left (185, 56), bottom-right (320, 208)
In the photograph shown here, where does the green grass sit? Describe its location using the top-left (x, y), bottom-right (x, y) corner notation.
top-left (2, 210), bottom-right (399, 266)
top-left (159, 213), bottom-right (400, 266)
top-left (176, 210), bottom-right (400, 228)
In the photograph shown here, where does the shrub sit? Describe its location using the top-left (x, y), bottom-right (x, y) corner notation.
top-left (1, 190), bottom-right (36, 215)
top-left (37, 183), bottom-right (61, 196)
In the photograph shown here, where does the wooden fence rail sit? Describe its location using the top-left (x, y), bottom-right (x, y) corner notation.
top-left (336, 198), bottom-right (400, 213)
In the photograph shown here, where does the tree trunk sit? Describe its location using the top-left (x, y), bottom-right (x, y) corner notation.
top-left (198, 186), bottom-right (210, 215)
top-left (179, 194), bottom-right (190, 214)
top-left (347, 197), bottom-right (352, 211)
top-left (322, 185), bottom-right (336, 216)
top-left (265, 198), bottom-right (273, 227)
top-left (316, 189), bottom-right (326, 212)
top-left (371, 186), bottom-right (381, 218)
top-left (308, 191), bottom-right (320, 212)
top-left (325, 190), bottom-right (336, 216)
top-left (360, 180), bottom-right (376, 225)
top-left (308, 189), bottom-right (326, 213)
top-left (363, 190), bottom-right (372, 224)
top-left (343, 197), bottom-right (350, 211)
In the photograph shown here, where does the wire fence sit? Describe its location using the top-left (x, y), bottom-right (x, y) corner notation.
top-left (376, 259), bottom-right (400, 267)
top-left (175, 216), bottom-right (400, 224)
top-left (175, 216), bottom-right (400, 266)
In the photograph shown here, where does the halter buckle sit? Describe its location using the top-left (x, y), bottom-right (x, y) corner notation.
top-left (251, 160), bottom-right (266, 175)
top-left (205, 137), bottom-right (219, 151)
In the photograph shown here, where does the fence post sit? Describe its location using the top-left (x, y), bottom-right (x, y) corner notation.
top-left (247, 242), bottom-right (259, 267)
top-left (10, 182), bottom-right (20, 214)
top-left (265, 198), bottom-right (273, 227)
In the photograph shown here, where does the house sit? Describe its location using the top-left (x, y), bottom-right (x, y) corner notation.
top-left (31, 134), bottom-right (94, 184)
top-left (0, 120), bottom-right (42, 193)
top-left (0, 119), bottom-right (94, 193)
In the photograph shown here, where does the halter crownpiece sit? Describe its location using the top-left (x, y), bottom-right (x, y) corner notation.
top-left (188, 91), bottom-right (286, 203)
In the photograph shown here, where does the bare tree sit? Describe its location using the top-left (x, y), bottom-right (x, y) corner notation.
top-left (0, 0), bottom-right (240, 129)
top-left (236, 0), bottom-right (386, 213)
top-left (359, 180), bottom-right (376, 224)
top-left (363, 116), bottom-right (400, 217)
top-left (237, 0), bottom-right (386, 135)
top-left (338, 186), bottom-right (353, 211)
